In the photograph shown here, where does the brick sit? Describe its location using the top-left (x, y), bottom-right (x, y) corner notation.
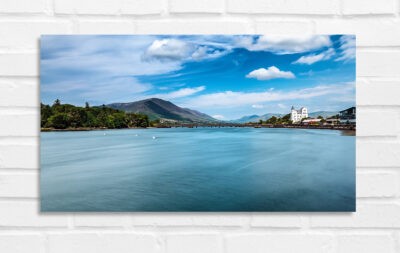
top-left (0, 0), bottom-right (47, 14)
top-left (166, 234), bottom-right (222, 253)
top-left (311, 204), bottom-right (400, 228)
top-left (356, 109), bottom-right (398, 136)
top-left (315, 18), bottom-right (400, 47)
top-left (54, 0), bottom-right (120, 15)
top-left (74, 214), bottom-right (131, 227)
top-left (255, 20), bottom-right (313, 34)
top-left (337, 234), bottom-right (396, 253)
top-left (357, 142), bottom-right (400, 167)
top-left (135, 20), bottom-right (254, 34)
top-left (191, 214), bottom-right (249, 226)
top-left (227, 0), bottom-right (340, 15)
top-left (0, 145), bottom-right (38, 169)
top-left (0, 21), bottom-right (71, 50)
top-left (77, 20), bottom-right (135, 33)
top-left (169, 0), bottom-right (224, 13)
top-left (357, 51), bottom-right (400, 78)
top-left (357, 79), bottom-right (400, 105)
top-left (342, 0), bottom-right (396, 15)
top-left (48, 233), bottom-right (160, 253)
top-left (121, 0), bottom-right (164, 15)
top-left (0, 54), bottom-right (38, 76)
top-left (0, 114), bottom-right (39, 136)
top-left (251, 214), bottom-right (302, 227)
top-left (0, 234), bottom-right (46, 253)
top-left (357, 172), bottom-right (398, 197)
top-left (0, 201), bottom-right (68, 227)
top-left (54, 0), bottom-right (163, 15)
top-left (226, 234), bottom-right (333, 253)
top-left (132, 214), bottom-right (193, 226)
top-left (0, 173), bottom-right (38, 198)
top-left (131, 213), bottom-right (249, 227)
top-left (0, 79), bottom-right (38, 107)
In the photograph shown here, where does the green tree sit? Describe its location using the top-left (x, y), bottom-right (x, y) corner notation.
top-left (47, 113), bottom-right (70, 129)
top-left (84, 111), bottom-right (98, 127)
top-left (41, 103), bottom-right (52, 127)
top-left (105, 115), bottom-right (115, 128)
top-left (282, 114), bottom-right (290, 122)
top-left (112, 112), bottom-right (128, 128)
top-left (41, 101), bottom-right (150, 130)
top-left (266, 116), bottom-right (278, 124)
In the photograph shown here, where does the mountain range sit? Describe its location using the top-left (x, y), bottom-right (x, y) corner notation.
top-left (107, 98), bottom-right (217, 122)
top-left (107, 98), bottom-right (339, 123)
top-left (230, 111), bottom-right (338, 123)
top-left (230, 113), bottom-right (284, 123)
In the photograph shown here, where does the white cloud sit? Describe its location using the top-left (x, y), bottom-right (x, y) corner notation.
top-left (212, 114), bottom-right (225, 120)
top-left (143, 38), bottom-right (230, 62)
top-left (246, 66), bottom-right (295, 81)
top-left (41, 36), bottom-right (183, 77)
top-left (277, 103), bottom-right (286, 109)
top-left (184, 82), bottom-right (354, 108)
top-left (152, 86), bottom-right (205, 100)
top-left (191, 46), bottom-right (227, 60)
top-left (143, 39), bottom-right (192, 61)
top-left (336, 35), bottom-right (355, 62)
top-left (252, 104), bottom-right (264, 109)
top-left (236, 35), bottom-right (332, 54)
top-left (293, 48), bottom-right (335, 65)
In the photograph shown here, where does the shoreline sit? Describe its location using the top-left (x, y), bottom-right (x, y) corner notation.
top-left (41, 125), bottom-right (356, 133)
top-left (41, 127), bottom-right (148, 132)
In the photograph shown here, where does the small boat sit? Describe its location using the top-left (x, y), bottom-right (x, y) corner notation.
top-left (152, 136), bottom-right (156, 139)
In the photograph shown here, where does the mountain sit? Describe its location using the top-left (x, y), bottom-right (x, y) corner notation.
top-left (107, 98), bottom-right (217, 122)
top-left (259, 113), bottom-right (284, 121)
top-left (231, 113), bottom-right (283, 123)
top-left (308, 111), bottom-right (338, 118)
top-left (231, 115), bottom-right (260, 123)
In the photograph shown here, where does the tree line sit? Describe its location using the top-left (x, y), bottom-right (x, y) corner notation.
top-left (41, 99), bottom-right (149, 129)
top-left (258, 114), bottom-right (292, 125)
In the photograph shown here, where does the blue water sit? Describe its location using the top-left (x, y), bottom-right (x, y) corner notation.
top-left (40, 128), bottom-right (355, 212)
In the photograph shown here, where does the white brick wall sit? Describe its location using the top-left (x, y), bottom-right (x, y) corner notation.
top-left (0, 0), bottom-right (399, 252)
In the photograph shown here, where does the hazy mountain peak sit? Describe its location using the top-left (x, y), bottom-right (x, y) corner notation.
top-left (107, 98), bottom-right (216, 123)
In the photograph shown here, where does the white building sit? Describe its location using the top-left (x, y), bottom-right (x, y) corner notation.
top-left (290, 106), bottom-right (308, 123)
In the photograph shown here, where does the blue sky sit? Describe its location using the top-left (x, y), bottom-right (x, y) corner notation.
top-left (41, 35), bottom-right (355, 120)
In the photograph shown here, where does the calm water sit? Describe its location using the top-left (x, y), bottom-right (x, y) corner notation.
top-left (40, 128), bottom-right (355, 212)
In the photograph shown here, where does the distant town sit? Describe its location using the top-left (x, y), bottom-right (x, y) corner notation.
top-left (157, 106), bottom-right (356, 132)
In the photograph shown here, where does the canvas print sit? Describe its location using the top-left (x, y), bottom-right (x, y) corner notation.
top-left (40, 35), bottom-right (356, 212)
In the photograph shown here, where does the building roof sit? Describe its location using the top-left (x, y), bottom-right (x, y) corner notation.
top-left (291, 106), bottom-right (307, 114)
top-left (302, 118), bottom-right (321, 123)
top-left (339, 106), bottom-right (356, 113)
